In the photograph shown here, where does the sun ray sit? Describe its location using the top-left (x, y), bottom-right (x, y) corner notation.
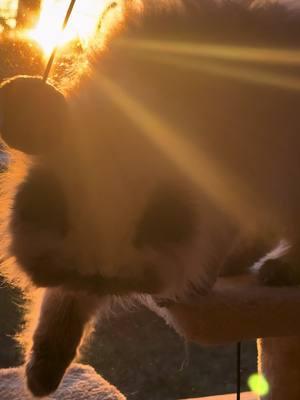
top-left (123, 49), bottom-right (300, 91)
top-left (96, 73), bottom-right (269, 231)
top-left (116, 38), bottom-right (300, 67)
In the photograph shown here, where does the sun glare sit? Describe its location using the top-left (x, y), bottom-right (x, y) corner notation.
top-left (27, 0), bottom-right (108, 56)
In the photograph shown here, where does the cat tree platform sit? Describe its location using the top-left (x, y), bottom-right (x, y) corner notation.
top-left (169, 275), bottom-right (300, 400)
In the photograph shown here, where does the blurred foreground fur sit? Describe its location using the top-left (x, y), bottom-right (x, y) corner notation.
top-left (1, 0), bottom-right (300, 396)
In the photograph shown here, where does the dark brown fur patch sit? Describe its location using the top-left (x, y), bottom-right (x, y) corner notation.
top-left (134, 186), bottom-right (198, 249)
top-left (12, 166), bottom-right (69, 235)
top-left (0, 76), bottom-right (68, 155)
top-left (26, 251), bottom-right (162, 295)
top-left (258, 259), bottom-right (299, 287)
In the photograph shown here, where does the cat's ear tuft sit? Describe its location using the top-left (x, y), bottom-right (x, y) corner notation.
top-left (0, 76), bottom-right (69, 155)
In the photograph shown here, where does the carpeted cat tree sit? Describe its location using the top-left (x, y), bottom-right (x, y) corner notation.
top-left (0, 363), bottom-right (126, 400)
top-left (1, 276), bottom-right (299, 400)
top-left (169, 274), bottom-right (300, 399)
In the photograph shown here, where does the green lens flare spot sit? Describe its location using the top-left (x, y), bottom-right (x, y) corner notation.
top-left (248, 373), bottom-right (269, 396)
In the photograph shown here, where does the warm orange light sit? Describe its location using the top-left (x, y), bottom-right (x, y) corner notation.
top-left (27, 0), bottom-right (107, 56)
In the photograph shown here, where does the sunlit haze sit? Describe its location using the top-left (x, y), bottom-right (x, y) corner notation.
top-left (27, 0), bottom-right (107, 56)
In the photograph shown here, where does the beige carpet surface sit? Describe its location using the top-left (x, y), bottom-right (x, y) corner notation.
top-left (0, 363), bottom-right (126, 399)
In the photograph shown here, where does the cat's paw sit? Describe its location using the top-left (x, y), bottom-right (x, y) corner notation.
top-left (26, 351), bottom-right (71, 397)
top-left (258, 259), bottom-right (295, 286)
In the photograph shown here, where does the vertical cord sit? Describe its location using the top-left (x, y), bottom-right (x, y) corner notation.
top-left (237, 342), bottom-right (241, 400)
top-left (43, 0), bottom-right (77, 82)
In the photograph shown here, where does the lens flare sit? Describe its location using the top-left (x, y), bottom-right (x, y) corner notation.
top-left (27, 0), bottom-right (108, 56)
top-left (248, 373), bottom-right (270, 396)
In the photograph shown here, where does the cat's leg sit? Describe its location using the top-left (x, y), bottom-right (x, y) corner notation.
top-left (258, 240), bottom-right (300, 286)
top-left (258, 258), bottom-right (295, 286)
top-left (26, 287), bottom-right (100, 397)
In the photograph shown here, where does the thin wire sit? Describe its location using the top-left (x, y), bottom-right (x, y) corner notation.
top-left (43, 0), bottom-right (77, 82)
top-left (237, 342), bottom-right (241, 400)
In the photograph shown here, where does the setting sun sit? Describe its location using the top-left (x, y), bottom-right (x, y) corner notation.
top-left (27, 0), bottom-right (108, 56)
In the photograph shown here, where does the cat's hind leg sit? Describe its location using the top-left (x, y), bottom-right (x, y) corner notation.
top-left (258, 241), bottom-right (300, 286)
